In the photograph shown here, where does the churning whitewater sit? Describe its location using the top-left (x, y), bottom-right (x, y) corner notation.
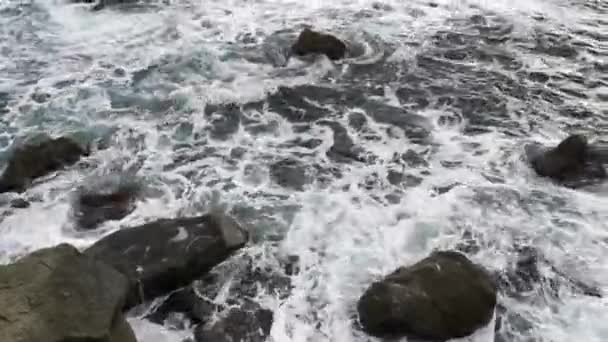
top-left (0, 0), bottom-right (606, 341)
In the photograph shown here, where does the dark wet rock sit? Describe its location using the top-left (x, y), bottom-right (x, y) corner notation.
top-left (348, 112), bottom-right (367, 131)
top-left (146, 286), bottom-right (212, 327)
top-left (534, 36), bottom-right (578, 58)
top-left (395, 87), bottom-right (430, 109)
top-left (30, 91), bottom-right (50, 103)
top-left (431, 183), bottom-right (462, 196)
top-left (114, 68), bottom-right (127, 77)
top-left (497, 246), bottom-right (602, 300)
top-left (270, 158), bottom-right (310, 191)
top-left (318, 120), bottom-right (366, 163)
top-left (291, 28), bottom-right (347, 60)
top-left (357, 250), bottom-right (496, 340)
top-left (387, 170), bottom-right (423, 188)
top-left (361, 102), bottom-right (431, 142)
top-left (527, 71), bottom-right (550, 83)
top-left (0, 135), bottom-right (89, 193)
top-left (494, 304), bottom-right (535, 342)
top-left (9, 198), bottom-right (30, 209)
top-left (85, 213), bottom-right (248, 309)
top-left (148, 255), bottom-right (288, 340)
top-left (267, 86), bottom-right (331, 122)
top-left (0, 243), bottom-right (136, 342)
top-left (204, 103), bottom-right (241, 140)
top-left (194, 304), bottom-right (273, 342)
top-left (72, 174), bottom-right (141, 230)
top-left (525, 134), bottom-right (607, 187)
top-left (400, 149), bottom-right (429, 168)
top-left (288, 137), bottom-right (323, 149)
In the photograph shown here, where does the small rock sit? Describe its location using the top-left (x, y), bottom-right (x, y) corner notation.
top-left (291, 28), bottom-right (347, 60)
top-left (194, 305), bottom-right (273, 342)
top-left (30, 92), bottom-right (51, 103)
top-left (269, 158), bottom-right (310, 191)
top-left (9, 198), bottom-right (30, 209)
top-left (72, 174), bottom-right (141, 229)
top-left (114, 68), bottom-right (127, 77)
top-left (0, 135), bottom-right (89, 193)
top-left (525, 134), bottom-right (607, 187)
top-left (357, 250), bottom-right (497, 340)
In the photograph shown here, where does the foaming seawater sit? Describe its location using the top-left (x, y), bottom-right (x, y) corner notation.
top-left (0, 0), bottom-right (607, 341)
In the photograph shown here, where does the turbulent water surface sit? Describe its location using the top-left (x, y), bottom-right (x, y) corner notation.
top-left (0, 0), bottom-right (607, 341)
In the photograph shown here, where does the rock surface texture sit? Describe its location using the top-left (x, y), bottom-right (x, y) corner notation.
top-left (0, 135), bottom-right (88, 193)
top-left (357, 250), bottom-right (497, 341)
top-left (85, 213), bottom-right (248, 309)
top-left (291, 28), bottom-right (347, 60)
top-left (526, 134), bottom-right (606, 187)
top-left (0, 243), bottom-right (136, 342)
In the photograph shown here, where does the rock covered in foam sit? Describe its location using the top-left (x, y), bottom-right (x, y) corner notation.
top-left (357, 250), bottom-right (497, 340)
top-left (0, 243), bottom-right (136, 342)
top-left (146, 254), bottom-right (290, 341)
top-left (291, 28), bottom-right (347, 60)
top-left (85, 213), bottom-right (248, 309)
top-left (0, 134), bottom-right (88, 193)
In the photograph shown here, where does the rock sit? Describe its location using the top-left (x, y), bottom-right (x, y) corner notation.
top-left (318, 120), bottom-right (366, 163)
top-left (72, 174), bottom-right (141, 229)
top-left (147, 254), bottom-right (288, 340)
top-left (0, 243), bottom-right (136, 342)
top-left (85, 213), bottom-right (248, 309)
top-left (357, 250), bottom-right (497, 340)
top-left (0, 135), bottom-right (88, 193)
top-left (269, 158), bottom-right (310, 190)
top-left (525, 134), bottom-right (607, 187)
top-left (497, 246), bottom-right (602, 299)
top-left (291, 28), bottom-right (347, 60)
top-left (145, 286), bottom-right (212, 327)
top-left (9, 198), bottom-right (30, 209)
top-left (194, 304), bottom-right (273, 342)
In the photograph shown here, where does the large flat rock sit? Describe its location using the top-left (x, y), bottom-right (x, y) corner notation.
top-left (0, 243), bottom-right (135, 342)
top-left (85, 213), bottom-right (248, 309)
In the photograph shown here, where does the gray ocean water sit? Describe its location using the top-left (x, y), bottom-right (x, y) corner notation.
top-left (0, 0), bottom-right (606, 341)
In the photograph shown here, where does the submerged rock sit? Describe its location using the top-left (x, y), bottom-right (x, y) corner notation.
top-left (357, 250), bottom-right (497, 340)
top-left (85, 213), bottom-right (248, 309)
top-left (146, 254), bottom-right (289, 341)
top-left (0, 243), bottom-right (136, 342)
top-left (525, 134), bottom-right (607, 187)
top-left (9, 198), bottom-right (30, 209)
top-left (194, 304), bottom-right (273, 342)
top-left (291, 28), bottom-right (347, 60)
top-left (269, 158), bottom-right (310, 191)
top-left (72, 174), bottom-right (141, 229)
top-left (0, 135), bottom-right (88, 193)
top-left (497, 246), bottom-right (602, 299)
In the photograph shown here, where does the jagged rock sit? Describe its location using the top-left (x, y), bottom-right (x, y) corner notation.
top-left (72, 174), bottom-right (141, 229)
top-left (357, 250), bottom-right (497, 340)
top-left (291, 28), bottom-right (347, 60)
top-left (0, 135), bottom-right (88, 193)
top-left (525, 134), bottom-right (606, 187)
top-left (194, 303), bottom-right (273, 342)
top-left (85, 213), bottom-right (248, 309)
top-left (147, 254), bottom-right (288, 341)
top-left (0, 243), bottom-right (136, 342)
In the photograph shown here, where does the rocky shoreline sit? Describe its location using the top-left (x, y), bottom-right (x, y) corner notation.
top-left (0, 19), bottom-right (606, 342)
